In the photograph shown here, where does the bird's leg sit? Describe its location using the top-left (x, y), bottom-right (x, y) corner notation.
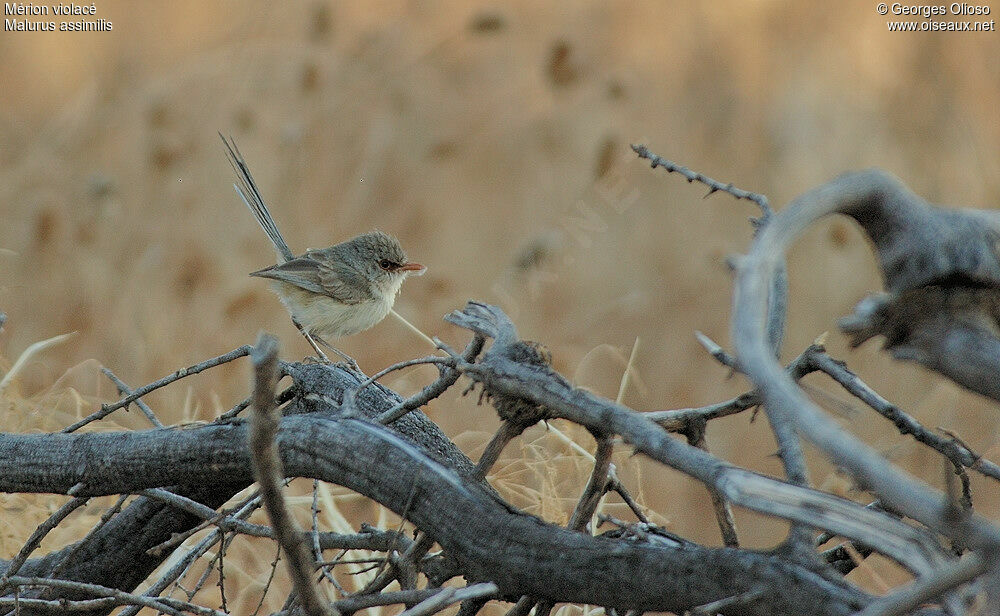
top-left (291, 319), bottom-right (363, 374)
top-left (291, 319), bottom-right (331, 363)
top-left (314, 335), bottom-right (363, 374)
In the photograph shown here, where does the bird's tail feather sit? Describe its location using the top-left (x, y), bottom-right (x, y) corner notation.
top-left (220, 133), bottom-right (295, 263)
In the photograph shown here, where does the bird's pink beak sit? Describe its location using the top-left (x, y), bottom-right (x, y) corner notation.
top-left (399, 262), bottom-right (426, 276)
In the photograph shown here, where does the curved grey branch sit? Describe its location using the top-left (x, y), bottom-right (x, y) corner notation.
top-left (445, 302), bottom-right (947, 574)
top-left (730, 169), bottom-right (1000, 552)
top-left (0, 360), bottom-right (479, 616)
top-left (0, 414), bottom-right (872, 615)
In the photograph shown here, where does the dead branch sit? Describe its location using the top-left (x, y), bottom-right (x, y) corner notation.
top-left (0, 355), bottom-right (480, 615)
top-left (4, 155), bottom-right (1000, 615)
top-left (0, 377), bottom-right (873, 615)
top-left (730, 169), bottom-right (1000, 551)
top-left (445, 302), bottom-right (947, 574)
top-left (99, 367), bottom-right (164, 428)
top-left (64, 345), bottom-right (253, 433)
top-left (248, 334), bottom-right (333, 616)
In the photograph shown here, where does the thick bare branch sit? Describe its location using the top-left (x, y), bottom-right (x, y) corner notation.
top-left (0, 355), bottom-right (480, 615)
top-left (444, 301), bottom-right (947, 574)
top-left (729, 170), bottom-right (1000, 552)
top-left (0, 411), bottom-right (871, 614)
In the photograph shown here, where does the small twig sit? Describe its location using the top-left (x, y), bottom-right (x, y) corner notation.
top-left (646, 394), bottom-right (761, 431)
top-left (607, 468), bottom-right (650, 524)
top-left (251, 543), bottom-right (282, 616)
top-left (0, 489), bottom-right (88, 584)
top-left (218, 397), bottom-right (252, 421)
top-left (248, 333), bottom-right (334, 616)
top-left (944, 453), bottom-right (974, 515)
top-left (810, 352), bottom-right (1000, 482)
top-left (856, 553), bottom-right (986, 616)
top-left (188, 532), bottom-right (236, 600)
top-left (377, 335), bottom-right (485, 425)
top-left (694, 331), bottom-right (737, 370)
top-left (630, 144), bottom-right (771, 217)
top-left (683, 420), bottom-right (738, 547)
top-left (142, 486), bottom-right (412, 559)
top-left (3, 575), bottom-right (228, 616)
top-left (65, 345), bottom-right (253, 433)
top-left (689, 587), bottom-right (767, 616)
top-left (366, 485), bottom-right (419, 588)
top-left (633, 143), bottom-right (786, 354)
top-left (311, 479), bottom-right (341, 591)
top-left (318, 557), bottom-right (398, 566)
top-left (341, 356), bottom-right (455, 417)
top-left (358, 533), bottom-right (435, 596)
top-left (646, 340), bottom-right (820, 430)
top-left (216, 531), bottom-right (229, 612)
top-left (120, 492), bottom-right (266, 616)
top-left (141, 489), bottom-right (270, 550)
top-left (146, 507), bottom-right (235, 557)
top-left (344, 563), bottom-right (380, 576)
top-left (568, 436), bottom-right (614, 532)
top-left (396, 583), bottom-right (499, 616)
top-left (100, 366), bottom-right (165, 428)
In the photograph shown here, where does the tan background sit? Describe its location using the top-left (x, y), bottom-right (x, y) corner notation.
top-left (2, 0), bottom-right (999, 610)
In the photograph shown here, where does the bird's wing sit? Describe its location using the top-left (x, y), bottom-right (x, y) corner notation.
top-left (250, 259), bottom-right (329, 296)
top-left (250, 254), bottom-right (370, 305)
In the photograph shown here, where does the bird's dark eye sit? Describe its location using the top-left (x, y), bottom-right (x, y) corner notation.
top-left (378, 259), bottom-right (394, 270)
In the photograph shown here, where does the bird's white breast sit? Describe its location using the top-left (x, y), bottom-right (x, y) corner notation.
top-left (272, 280), bottom-right (395, 339)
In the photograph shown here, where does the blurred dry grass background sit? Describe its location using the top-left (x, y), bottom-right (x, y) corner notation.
top-left (2, 0), bottom-right (1000, 612)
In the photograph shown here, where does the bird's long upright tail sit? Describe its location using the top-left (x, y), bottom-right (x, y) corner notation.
top-left (220, 133), bottom-right (295, 263)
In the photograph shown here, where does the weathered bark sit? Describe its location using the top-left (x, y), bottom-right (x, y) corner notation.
top-left (0, 408), bottom-right (870, 615)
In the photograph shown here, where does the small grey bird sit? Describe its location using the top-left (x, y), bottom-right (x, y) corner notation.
top-left (221, 135), bottom-right (425, 367)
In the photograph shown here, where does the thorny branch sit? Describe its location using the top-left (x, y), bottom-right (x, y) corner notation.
top-left (446, 303), bottom-right (948, 573)
top-left (2, 153), bottom-right (999, 616)
top-left (99, 367), bottom-right (164, 429)
top-left (0, 361), bottom-right (873, 615)
top-left (732, 171), bottom-right (1000, 516)
top-left (634, 143), bottom-right (810, 551)
top-left (63, 345), bottom-right (253, 433)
